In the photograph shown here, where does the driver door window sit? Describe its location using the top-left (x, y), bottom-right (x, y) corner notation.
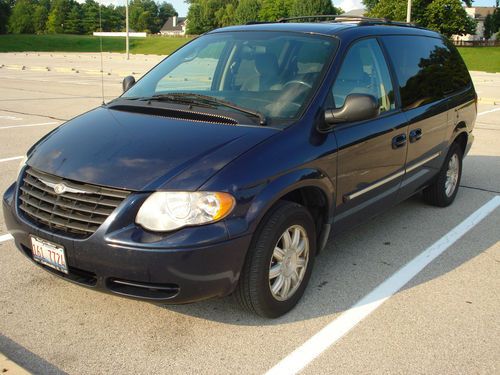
top-left (332, 38), bottom-right (395, 114)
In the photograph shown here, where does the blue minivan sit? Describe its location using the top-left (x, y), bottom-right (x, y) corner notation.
top-left (3, 16), bottom-right (476, 317)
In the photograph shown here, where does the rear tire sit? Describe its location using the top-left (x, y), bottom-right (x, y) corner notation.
top-left (423, 143), bottom-right (463, 207)
top-left (235, 201), bottom-right (316, 318)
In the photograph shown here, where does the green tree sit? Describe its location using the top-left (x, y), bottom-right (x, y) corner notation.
top-left (65, 2), bottom-right (83, 34)
top-left (82, 0), bottom-right (99, 34)
top-left (129, 0), bottom-right (164, 33)
top-left (100, 4), bottom-right (125, 31)
top-left (425, 0), bottom-right (476, 37)
top-left (46, 0), bottom-right (70, 33)
top-left (363, 0), bottom-right (474, 11)
top-left (186, 1), bottom-right (204, 34)
top-left (491, 7), bottom-right (500, 36)
top-left (484, 13), bottom-right (494, 40)
top-left (186, 0), bottom-right (232, 34)
top-left (33, 4), bottom-right (49, 34)
top-left (363, 0), bottom-right (380, 12)
top-left (0, 0), bottom-right (11, 34)
top-left (235, 0), bottom-right (261, 24)
top-left (8, 0), bottom-right (35, 33)
top-left (259, 0), bottom-right (293, 21)
top-left (158, 2), bottom-right (177, 26)
top-left (369, 0), bottom-right (476, 37)
top-left (215, 2), bottom-right (237, 27)
top-left (368, 0), bottom-right (407, 21)
top-left (289, 0), bottom-right (340, 17)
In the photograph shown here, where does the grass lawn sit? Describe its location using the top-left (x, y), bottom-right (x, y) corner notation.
top-left (0, 34), bottom-right (194, 55)
top-left (456, 47), bottom-right (500, 73)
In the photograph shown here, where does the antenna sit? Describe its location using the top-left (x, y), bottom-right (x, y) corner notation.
top-left (98, 1), bottom-right (105, 105)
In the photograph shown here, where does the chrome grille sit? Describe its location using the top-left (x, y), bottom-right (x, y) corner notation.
top-left (18, 167), bottom-right (129, 238)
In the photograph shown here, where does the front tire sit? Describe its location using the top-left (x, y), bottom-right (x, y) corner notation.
top-left (423, 142), bottom-right (463, 207)
top-left (235, 201), bottom-right (316, 318)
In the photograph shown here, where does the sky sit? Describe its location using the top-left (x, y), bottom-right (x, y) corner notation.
top-left (97, 0), bottom-right (498, 17)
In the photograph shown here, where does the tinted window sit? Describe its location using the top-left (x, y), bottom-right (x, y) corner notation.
top-left (383, 36), bottom-right (471, 110)
top-left (156, 41), bottom-right (226, 91)
top-left (123, 32), bottom-right (338, 125)
top-left (332, 38), bottom-right (395, 113)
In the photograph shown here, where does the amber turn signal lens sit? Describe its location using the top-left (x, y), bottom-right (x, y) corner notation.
top-left (213, 192), bottom-right (236, 220)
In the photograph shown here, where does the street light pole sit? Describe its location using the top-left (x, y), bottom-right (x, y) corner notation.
top-left (126, 0), bottom-right (130, 60)
top-left (407, 0), bottom-right (412, 22)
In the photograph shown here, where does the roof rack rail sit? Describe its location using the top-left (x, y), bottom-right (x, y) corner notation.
top-left (276, 15), bottom-right (416, 27)
top-left (246, 21), bottom-right (274, 25)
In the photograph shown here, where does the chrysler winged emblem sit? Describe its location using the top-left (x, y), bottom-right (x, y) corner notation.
top-left (53, 183), bottom-right (67, 195)
top-left (38, 178), bottom-right (88, 195)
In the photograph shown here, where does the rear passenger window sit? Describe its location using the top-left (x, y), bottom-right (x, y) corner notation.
top-left (332, 38), bottom-right (395, 113)
top-left (382, 36), bottom-right (471, 110)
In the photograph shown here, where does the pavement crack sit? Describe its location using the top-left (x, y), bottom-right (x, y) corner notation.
top-left (0, 108), bottom-right (68, 121)
top-left (460, 185), bottom-right (500, 194)
top-left (475, 127), bottom-right (500, 131)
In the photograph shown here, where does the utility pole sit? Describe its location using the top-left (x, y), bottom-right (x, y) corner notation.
top-left (126, 0), bottom-right (130, 60)
top-left (406, 0), bottom-right (412, 22)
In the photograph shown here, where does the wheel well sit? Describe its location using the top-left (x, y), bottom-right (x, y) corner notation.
top-left (453, 130), bottom-right (468, 158)
top-left (279, 186), bottom-right (328, 243)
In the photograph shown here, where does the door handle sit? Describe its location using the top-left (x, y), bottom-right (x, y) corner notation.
top-left (392, 134), bottom-right (407, 149)
top-left (409, 128), bottom-right (422, 143)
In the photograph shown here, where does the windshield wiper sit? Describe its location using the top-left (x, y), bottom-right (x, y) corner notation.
top-left (135, 93), bottom-right (267, 126)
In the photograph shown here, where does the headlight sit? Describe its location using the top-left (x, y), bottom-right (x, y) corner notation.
top-left (17, 155), bottom-right (28, 176)
top-left (136, 191), bottom-right (235, 232)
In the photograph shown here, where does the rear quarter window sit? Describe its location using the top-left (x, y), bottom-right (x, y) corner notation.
top-left (382, 35), bottom-right (471, 110)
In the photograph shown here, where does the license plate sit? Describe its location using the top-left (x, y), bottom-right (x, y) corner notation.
top-left (30, 236), bottom-right (68, 274)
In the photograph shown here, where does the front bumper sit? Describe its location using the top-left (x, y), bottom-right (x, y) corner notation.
top-left (3, 182), bottom-right (251, 303)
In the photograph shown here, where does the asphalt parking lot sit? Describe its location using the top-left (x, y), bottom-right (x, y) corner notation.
top-left (0, 53), bottom-right (499, 375)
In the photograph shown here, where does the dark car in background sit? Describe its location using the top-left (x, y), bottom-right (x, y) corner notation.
top-left (3, 16), bottom-right (476, 318)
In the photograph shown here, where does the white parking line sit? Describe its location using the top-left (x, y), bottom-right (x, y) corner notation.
top-left (266, 195), bottom-right (500, 375)
top-left (0, 156), bottom-right (23, 163)
top-left (60, 80), bottom-right (92, 85)
top-left (0, 115), bottom-right (23, 121)
top-left (0, 122), bottom-right (59, 130)
top-left (478, 107), bottom-right (500, 116)
top-left (0, 234), bottom-right (13, 243)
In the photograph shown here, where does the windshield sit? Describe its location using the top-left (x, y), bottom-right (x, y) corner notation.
top-left (122, 31), bottom-right (338, 126)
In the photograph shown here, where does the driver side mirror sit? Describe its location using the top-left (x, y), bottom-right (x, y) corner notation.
top-left (321, 94), bottom-right (380, 130)
top-left (122, 75), bottom-right (136, 93)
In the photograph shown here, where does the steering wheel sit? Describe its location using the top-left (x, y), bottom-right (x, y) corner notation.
top-left (283, 80), bottom-right (313, 89)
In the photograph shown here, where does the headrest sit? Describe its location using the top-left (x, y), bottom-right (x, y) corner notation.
top-left (255, 53), bottom-right (279, 76)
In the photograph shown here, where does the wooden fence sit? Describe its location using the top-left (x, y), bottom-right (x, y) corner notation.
top-left (452, 40), bottom-right (500, 47)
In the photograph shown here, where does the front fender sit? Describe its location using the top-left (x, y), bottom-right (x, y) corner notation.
top-left (224, 168), bottom-right (335, 239)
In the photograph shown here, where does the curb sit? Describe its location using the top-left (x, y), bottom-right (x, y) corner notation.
top-left (0, 352), bottom-right (30, 374)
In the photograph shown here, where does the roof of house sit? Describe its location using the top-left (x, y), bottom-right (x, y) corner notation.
top-left (469, 7), bottom-right (497, 19)
top-left (341, 9), bottom-right (366, 17)
top-left (161, 17), bottom-right (187, 32)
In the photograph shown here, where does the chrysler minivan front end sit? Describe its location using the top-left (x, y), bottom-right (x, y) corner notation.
top-left (2, 28), bottom-right (338, 308)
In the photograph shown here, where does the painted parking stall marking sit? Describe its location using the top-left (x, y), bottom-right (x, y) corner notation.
top-left (0, 115), bottom-right (23, 121)
top-left (0, 121), bottom-right (59, 130)
top-left (0, 156), bottom-right (23, 163)
top-left (0, 234), bottom-right (13, 243)
top-left (266, 195), bottom-right (500, 375)
top-left (478, 107), bottom-right (500, 116)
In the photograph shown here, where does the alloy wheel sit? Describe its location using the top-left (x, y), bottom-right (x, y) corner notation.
top-left (445, 153), bottom-right (460, 197)
top-left (269, 225), bottom-right (309, 301)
